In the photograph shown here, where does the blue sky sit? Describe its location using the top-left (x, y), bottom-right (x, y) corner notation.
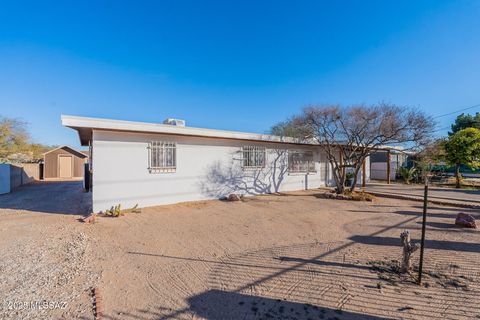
top-left (1, 0), bottom-right (479, 148)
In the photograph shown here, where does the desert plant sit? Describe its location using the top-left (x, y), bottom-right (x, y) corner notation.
top-left (399, 166), bottom-right (416, 184)
top-left (105, 204), bottom-right (122, 217)
top-left (104, 203), bottom-right (140, 217)
top-left (400, 230), bottom-right (419, 273)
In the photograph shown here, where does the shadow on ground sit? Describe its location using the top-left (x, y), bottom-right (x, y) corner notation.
top-left (103, 289), bottom-right (386, 320)
top-left (85, 193), bottom-right (480, 320)
top-left (0, 181), bottom-right (91, 215)
top-left (115, 240), bottom-right (480, 319)
top-left (349, 235), bottom-right (480, 253)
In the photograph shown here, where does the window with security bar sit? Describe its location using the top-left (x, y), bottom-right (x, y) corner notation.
top-left (148, 141), bottom-right (176, 173)
top-left (242, 146), bottom-right (266, 169)
top-left (288, 150), bottom-right (316, 173)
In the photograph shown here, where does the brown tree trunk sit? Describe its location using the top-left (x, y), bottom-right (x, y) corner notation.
top-left (334, 167), bottom-right (345, 194)
top-left (455, 164), bottom-right (461, 188)
top-left (328, 158), bottom-right (344, 194)
top-left (349, 166), bottom-right (361, 193)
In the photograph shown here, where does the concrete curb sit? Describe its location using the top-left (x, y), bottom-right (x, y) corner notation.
top-left (367, 191), bottom-right (480, 209)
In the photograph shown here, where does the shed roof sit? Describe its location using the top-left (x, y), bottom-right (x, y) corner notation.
top-left (43, 145), bottom-right (88, 158)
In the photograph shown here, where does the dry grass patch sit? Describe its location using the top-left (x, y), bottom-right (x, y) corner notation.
top-left (318, 190), bottom-right (375, 201)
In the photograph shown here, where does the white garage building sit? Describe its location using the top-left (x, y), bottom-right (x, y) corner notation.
top-left (62, 115), bottom-right (370, 213)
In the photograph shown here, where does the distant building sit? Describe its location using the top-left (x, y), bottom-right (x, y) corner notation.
top-left (43, 146), bottom-right (88, 180)
top-left (370, 149), bottom-right (410, 181)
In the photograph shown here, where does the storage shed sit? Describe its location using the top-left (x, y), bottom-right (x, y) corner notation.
top-left (43, 146), bottom-right (88, 180)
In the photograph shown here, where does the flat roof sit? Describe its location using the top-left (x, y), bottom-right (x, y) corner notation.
top-left (61, 115), bottom-right (409, 153)
top-left (61, 115), bottom-right (311, 146)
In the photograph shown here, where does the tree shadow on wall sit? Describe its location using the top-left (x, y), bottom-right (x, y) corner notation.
top-left (199, 149), bottom-right (289, 198)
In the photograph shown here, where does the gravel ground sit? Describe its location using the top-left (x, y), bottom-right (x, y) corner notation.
top-left (1, 183), bottom-right (479, 320)
top-left (0, 181), bottom-right (98, 320)
top-left (91, 191), bottom-right (480, 320)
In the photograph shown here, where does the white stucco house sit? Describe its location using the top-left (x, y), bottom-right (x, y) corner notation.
top-left (62, 115), bottom-right (370, 213)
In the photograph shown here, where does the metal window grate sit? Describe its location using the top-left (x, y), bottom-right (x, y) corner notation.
top-left (148, 141), bottom-right (176, 173)
top-left (242, 146), bottom-right (266, 169)
top-left (288, 150), bottom-right (316, 173)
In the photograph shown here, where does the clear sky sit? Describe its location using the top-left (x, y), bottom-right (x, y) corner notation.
top-left (1, 0), bottom-right (479, 148)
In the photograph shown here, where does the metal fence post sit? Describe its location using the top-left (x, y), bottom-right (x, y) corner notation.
top-left (417, 180), bottom-right (428, 285)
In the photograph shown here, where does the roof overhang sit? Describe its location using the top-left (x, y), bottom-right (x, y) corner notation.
top-left (61, 115), bottom-right (316, 147)
top-left (61, 115), bottom-right (413, 154)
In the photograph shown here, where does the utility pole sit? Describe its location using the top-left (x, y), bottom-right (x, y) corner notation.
top-left (386, 149), bottom-right (391, 184)
top-left (362, 159), bottom-right (366, 188)
top-left (417, 175), bottom-right (428, 285)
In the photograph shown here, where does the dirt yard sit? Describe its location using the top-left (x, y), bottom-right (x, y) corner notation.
top-left (0, 183), bottom-right (479, 319)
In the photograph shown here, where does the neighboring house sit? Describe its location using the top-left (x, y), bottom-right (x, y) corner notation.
top-left (62, 115), bottom-right (371, 212)
top-left (43, 146), bottom-right (88, 180)
top-left (370, 149), bottom-right (410, 181)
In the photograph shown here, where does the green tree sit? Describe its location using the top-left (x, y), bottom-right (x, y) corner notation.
top-left (444, 128), bottom-right (480, 188)
top-left (449, 112), bottom-right (480, 135)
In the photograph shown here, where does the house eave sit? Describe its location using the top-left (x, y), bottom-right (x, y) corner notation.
top-left (61, 115), bottom-right (317, 146)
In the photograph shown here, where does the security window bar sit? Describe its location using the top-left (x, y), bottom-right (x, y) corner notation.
top-left (242, 146), bottom-right (266, 169)
top-left (288, 150), bottom-right (316, 173)
top-left (148, 141), bottom-right (176, 173)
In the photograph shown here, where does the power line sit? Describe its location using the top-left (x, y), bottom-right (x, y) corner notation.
top-left (433, 103), bottom-right (480, 119)
top-left (432, 126), bottom-right (450, 133)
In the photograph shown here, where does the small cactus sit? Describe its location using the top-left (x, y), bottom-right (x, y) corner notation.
top-left (104, 203), bottom-right (140, 217)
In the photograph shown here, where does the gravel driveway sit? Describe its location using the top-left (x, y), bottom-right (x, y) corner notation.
top-left (0, 181), bottom-right (92, 215)
top-left (0, 181), bottom-right (97, 320)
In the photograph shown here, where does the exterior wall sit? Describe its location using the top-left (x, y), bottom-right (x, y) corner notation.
top-left (20, 163), bottom-right (40, 183)
top-left (9, 164), bottom-right (23, 189)
top-left (364, 156), bottom-right (371, 184)
top-left (44, 148), bottom-right (86, 179)
top-left (0, 164), bottom-right (10, 194)
top-left (0, 163), bottom-right (41, 194)
top-left (92, 130), bottom-right (331, 212)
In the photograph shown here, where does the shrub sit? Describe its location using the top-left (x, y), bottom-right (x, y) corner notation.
top-left (399, 166), bottom-right (416, 184)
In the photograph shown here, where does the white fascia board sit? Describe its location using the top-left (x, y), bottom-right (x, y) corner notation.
top-left (61, 115), bottom-right (316, 145)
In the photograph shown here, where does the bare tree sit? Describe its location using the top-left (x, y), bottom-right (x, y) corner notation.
top-left (0, 115), bottom-right (51, 162)
top-left (414, 138), bottom-right (446, 182)
top-left (272, 103), bottom-right (434, 194)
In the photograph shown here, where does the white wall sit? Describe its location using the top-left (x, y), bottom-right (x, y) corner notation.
top-left (0, 164), bottom-right (11, 194)
top-left (92, 130), bottom-right (331, 212)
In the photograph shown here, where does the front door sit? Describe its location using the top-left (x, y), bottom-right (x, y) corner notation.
top-left (59, 156), bottom-right (72, 178)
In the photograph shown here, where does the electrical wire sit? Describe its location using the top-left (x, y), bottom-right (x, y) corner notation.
top-left (432, 103), bottom-right (480, 119)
